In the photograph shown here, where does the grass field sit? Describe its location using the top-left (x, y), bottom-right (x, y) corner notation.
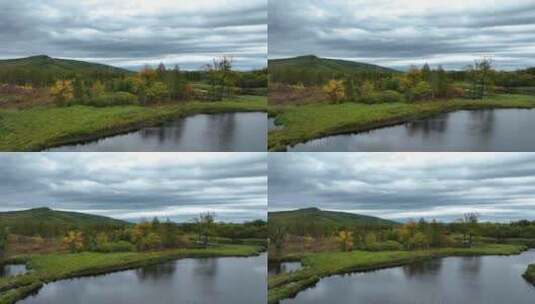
top-left (0, 244), bottom-right (262, 304)
top-left (0, 95), bottom-right (266, 151)
top-left (268, 244), bottom-right (526, 304)
top-left (268, 94), bottom-right (535, 151)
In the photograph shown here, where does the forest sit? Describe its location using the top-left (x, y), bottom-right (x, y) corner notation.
top-left (0, 56), bottom-right (267, 107)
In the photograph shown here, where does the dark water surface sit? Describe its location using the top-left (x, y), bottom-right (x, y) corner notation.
top-left (282, 250), bottom-right (535, 304)
top-left (47, 112), bottom-right (267, 152)
top-left (289, 109), bottom-right (535, 151)
top-left (268, 261), bottom-right (302, 275)
top-left (19, 253), bottom-right (266, 304)
top-left (0, 264), bottom-right (27, 277)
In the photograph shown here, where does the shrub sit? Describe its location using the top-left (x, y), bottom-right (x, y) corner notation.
top-left (96, 241), bottom-right (135, 253)
top-left (412, 81), bottom-right (433, 101)
top-left (361, 90), bottom-right (404, 104)
top-left (86, 92), bottom-right (139, 107)
top-left (365, 240), bottom-right (403, 251)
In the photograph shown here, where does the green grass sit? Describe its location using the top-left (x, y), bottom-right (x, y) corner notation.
top-left (0, 95), bottom-right (266, 151)
top-left (268, 244), bottom-right (525, 304)
top-left (268, 94), bottom-right (535, 151)
top-left (523, 264), bottom-right (535, 285)
top-left (0, 244), bottom-right (261, 304)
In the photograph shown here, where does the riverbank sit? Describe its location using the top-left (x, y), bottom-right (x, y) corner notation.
top-left (0, 244), bottom-right (262, 304)
top-left (268, 94), bottom-right (535, 151)
top-left (268, 244), bottom-right (525, 304)
top-left (524, 264), bottom-right (535, 285)
top-left (0, 95), bottom-right (266, 151)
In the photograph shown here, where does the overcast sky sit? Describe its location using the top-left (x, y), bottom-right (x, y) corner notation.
top-left (269, 153), bottom-right (535, 223)
top-left (0, 153), bottom-right (267, 223)
top-left (269, 0), bottom-right (535, 70)
top-left (0, 0), bottom-right (267, 70)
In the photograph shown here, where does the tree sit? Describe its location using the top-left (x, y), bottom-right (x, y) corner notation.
top-left (91, 80), bottom-right (106, 97)
top-left (204, 56), bottom-right (236, 101)
top-left (50, 80), bottom-right (74, 106)
top-left (141, 232), bottom-right (162, 251)
top-left (364, 232), bottom-right (377, 249)
top-left (195, 212), bottom-right (216, 247)
top-left (323, 79), bottom-right (346, 103)
top-left (0, 228), bottom-right (8, 259)
top-left (269, 226), bottom-right (287, 257)
top-left (168, 65), bottom-right (186, 100)
top-left (466, 57), bottom-right (494, 99)
top-left (463, 213), bottom-right (480, 247)
top-left (359, 80), bottom-right (375, 100)
top-left (62, 231), bottom-right (85, 253)
top-left (337, 230), bottom-right (353, 252)
top-left (413, 81), bottom-right (432, 100)
top-left (408, 232), bottom-right (429, 249)
top-left (156, 62), bottom-right (167, 80)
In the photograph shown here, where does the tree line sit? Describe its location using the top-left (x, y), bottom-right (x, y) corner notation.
top-left (269, 213), bottom-right (535, 255)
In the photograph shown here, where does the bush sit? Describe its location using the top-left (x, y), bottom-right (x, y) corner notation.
top-left (365, 240), bottom-right (403, 251)
top-left (96, 241), bottom-right (135, 253)
top-left (86, 92), bottom-right (139, 107)
top-left (361, 90), bottom-right (404, 104)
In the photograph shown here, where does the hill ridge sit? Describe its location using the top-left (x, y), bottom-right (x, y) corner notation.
top-left (269, 207), bottom-right (398, 227)
top-left (269, 55), bottom-right (397, 74)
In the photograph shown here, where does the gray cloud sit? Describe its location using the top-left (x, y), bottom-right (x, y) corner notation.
top-left (0, 153), bottom-right (267, 223)
top-left (269, 0), bottom-right (535, 70)
top-left (268, 153), bottom-right (535, 222)
top-left (0, 0), bottom-right (267, 70)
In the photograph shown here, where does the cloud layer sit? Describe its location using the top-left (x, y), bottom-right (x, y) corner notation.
top-left (269, 0), bottom-right (535, 70)
top-left (269, 153), bottom-right (535, 222)
top-left (0, 0), bottom-right (267, 70)
top-left (0, 153), bottom-right (267, 222)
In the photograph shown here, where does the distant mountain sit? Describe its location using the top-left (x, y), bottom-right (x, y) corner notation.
top-left (269, 207), bottom-right (398, 228)
top-left (0, 55), bottom-right (131, 76)
top-left (269, 55), bottom-right (397, 74)
top-left (0, 207), bottom-right (129, 228)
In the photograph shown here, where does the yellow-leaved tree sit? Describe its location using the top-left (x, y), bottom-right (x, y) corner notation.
top-left (337, 230), bottom-right (353, 252)
top-left (323, 79), bottom-right (346, 103)
top-left (62, 231), bottom-right (85, 253)
top-left (50, 80), bottom-right (74, 106)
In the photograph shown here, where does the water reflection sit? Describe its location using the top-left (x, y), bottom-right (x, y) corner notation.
top-left (268, 261), bottom-right (302, 275)
top-left (47, 112), bottom-right (267, 152)
top-left (20, 254), bottom-right (266, 304)
top-left (0, 264), bottom-right (27, 277)
top-left (289, 109), bottom-right (535, 151)
top-left (282, 251), bottom-right (535, 304)
top-left (135, 262), bottom-right (176, 282)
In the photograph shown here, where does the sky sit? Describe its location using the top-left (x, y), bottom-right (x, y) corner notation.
top-left (0, 0), bottom-right (267, 70)
top-left (269, 0), bottom-right (535, 70)
top-left (269, 153), bottom-right (535, 223)
top-left (0, 153), bottom-right (267, 223)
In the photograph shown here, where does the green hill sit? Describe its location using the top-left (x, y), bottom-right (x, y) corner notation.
top-left (269, 55), bottom-right (397, 74)
top-left (0, 55), bottom-right (130, 75)
top-left (0, 55), bottom-right (132, 86)
top-left (269, 207), bottom-right (398, 228)
top-left (0, 207), bottom-right (129, 231)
